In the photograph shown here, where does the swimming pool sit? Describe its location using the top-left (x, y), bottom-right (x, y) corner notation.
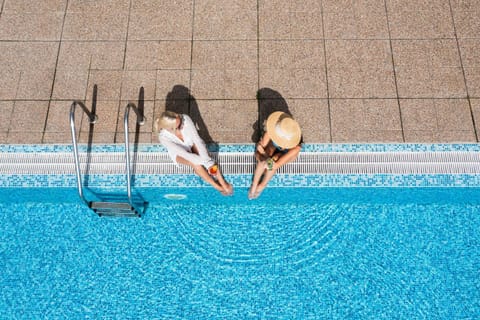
top-left (1, 144), bottom-right (480, 318)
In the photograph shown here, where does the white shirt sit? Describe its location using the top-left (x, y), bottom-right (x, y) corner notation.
top-left (159, 114), bottom-right (214, 168)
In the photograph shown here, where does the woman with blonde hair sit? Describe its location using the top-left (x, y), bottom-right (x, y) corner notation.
top-left (155, 111), bottom-right (233, 195)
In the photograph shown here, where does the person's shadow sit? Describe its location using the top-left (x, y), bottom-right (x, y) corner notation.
top-left (164, 85), bottom-right (218, 150)
top-left (251, 88), bottom-right (293, 143)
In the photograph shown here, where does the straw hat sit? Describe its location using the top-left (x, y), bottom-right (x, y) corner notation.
top-left (265, 111), bottom-right (301, 149)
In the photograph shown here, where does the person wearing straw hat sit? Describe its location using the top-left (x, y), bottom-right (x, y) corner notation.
top-left (249, 111), bottom-right (302, 199)
top-left (155, 111), bottom-right (233, 196)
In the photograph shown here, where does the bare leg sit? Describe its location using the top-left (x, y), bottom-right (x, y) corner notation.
top-left (176, 156), bottom-right (228, 195)
top-left (254, 168), bottom-right (276, 196)
top-left (249, 160), bottom-right (267, 199)
top-left (188, 144), bottom-right (232, 195)
top-left (249, 152), bottom-right (296, 199)
top-left (215, 167), bottom-right (233, 195)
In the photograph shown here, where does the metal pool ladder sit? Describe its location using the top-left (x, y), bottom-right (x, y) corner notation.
top-left (70, 101), bottom-right (147, 217)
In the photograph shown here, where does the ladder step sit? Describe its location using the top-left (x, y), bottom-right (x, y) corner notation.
top-left (90, 202), bottom-right (133, 210)
top-left (89, 201), bottom-right (143, 217)
top-left (94, 208), bottom-right (135, 213)
top-left (95, 210), bottom-right (139, 217)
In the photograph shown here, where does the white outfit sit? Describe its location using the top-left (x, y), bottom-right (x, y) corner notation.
top-left (159, 114), bottom-right (215, 168)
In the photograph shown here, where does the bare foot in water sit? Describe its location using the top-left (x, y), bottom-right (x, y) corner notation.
top-left (221, 183), bottom-right (233, 196)
top-left (248, 186), bottom-right (263, 200)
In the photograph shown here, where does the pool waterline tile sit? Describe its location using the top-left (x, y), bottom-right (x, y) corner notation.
top-left (3, 172), bottom-right (480, 188)
top-left (3, 143), bottom-right (480, 153)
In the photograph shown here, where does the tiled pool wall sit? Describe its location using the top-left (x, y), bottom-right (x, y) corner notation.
top-left (2, 143), bottom-right (480, 153)
top-left (3, 173), bottom-right (480, 189)
top-left (1, 144), bottom-right (480, 188)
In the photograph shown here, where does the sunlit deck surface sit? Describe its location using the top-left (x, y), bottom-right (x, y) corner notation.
top-left (0, 0), bottom-right (479, 145)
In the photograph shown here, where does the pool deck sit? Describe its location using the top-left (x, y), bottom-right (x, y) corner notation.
top-left (0, 1), bottom-right (479, 145)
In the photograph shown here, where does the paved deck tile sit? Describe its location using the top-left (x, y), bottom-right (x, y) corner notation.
top-left (9, 101), bottom-right (49, 133)
top-left (323, 0), bottom-right (389, 39)
top-left (326, 40), bottom-right (396, 98)
top-left (451, 1), bottom-right (480, 38)
top-left (125, 41), bottom-right (191, 70)
top-left (63, 7), bottom-right (129, 41)
top-left (0, 101), bottom-right (13, 132)
top-left (392, 40), bottom-right (467, 98)
top-left (128, 1), bottom-right (193, 40)
top-left (0, 12), bottom-right (64, 41)
top-left (259, 0), bottom-right (323, 40)
top-left (155, 71), bottom-right (191, 101)
top-left (194, 0), bottom-right (257, 40)
top-left (386, 0), bottom-right (455, 39)
top-left (330, 98), bottom-right (402, 142)
top-left (459, 39), bottom-right (480, 98)
top-left (400, 99), bottom-right (476, 142)
top-left (0, 0), bottom-right (479, 144)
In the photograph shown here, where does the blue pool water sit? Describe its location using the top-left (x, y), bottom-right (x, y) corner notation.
top-left (1, 186), bottom-right (480, 318)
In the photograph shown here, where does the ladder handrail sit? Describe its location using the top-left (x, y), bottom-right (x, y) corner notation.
top-left (69, 101), bottom-right (97, 203)
top-left (124, 102), bottom-right (145, 201)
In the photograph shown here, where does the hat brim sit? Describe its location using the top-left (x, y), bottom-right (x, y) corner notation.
top-left (266, 111), bottom-right (301, 149)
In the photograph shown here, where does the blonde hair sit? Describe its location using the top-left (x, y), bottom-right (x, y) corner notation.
top-left (154, 111), bottom-right (178, 133)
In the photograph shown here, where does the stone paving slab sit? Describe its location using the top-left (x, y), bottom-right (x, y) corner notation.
top-left (0, 0), bottom-right (479, 144)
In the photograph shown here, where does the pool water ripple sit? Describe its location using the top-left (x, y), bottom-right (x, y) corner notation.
top-left (162, 201), bottom-right (345, 266)
top-left (1, 187), bottom-right (480, 318)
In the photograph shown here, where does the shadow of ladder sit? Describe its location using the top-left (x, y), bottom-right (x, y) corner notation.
top-left (69, 101), bottom-right (148, 217)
